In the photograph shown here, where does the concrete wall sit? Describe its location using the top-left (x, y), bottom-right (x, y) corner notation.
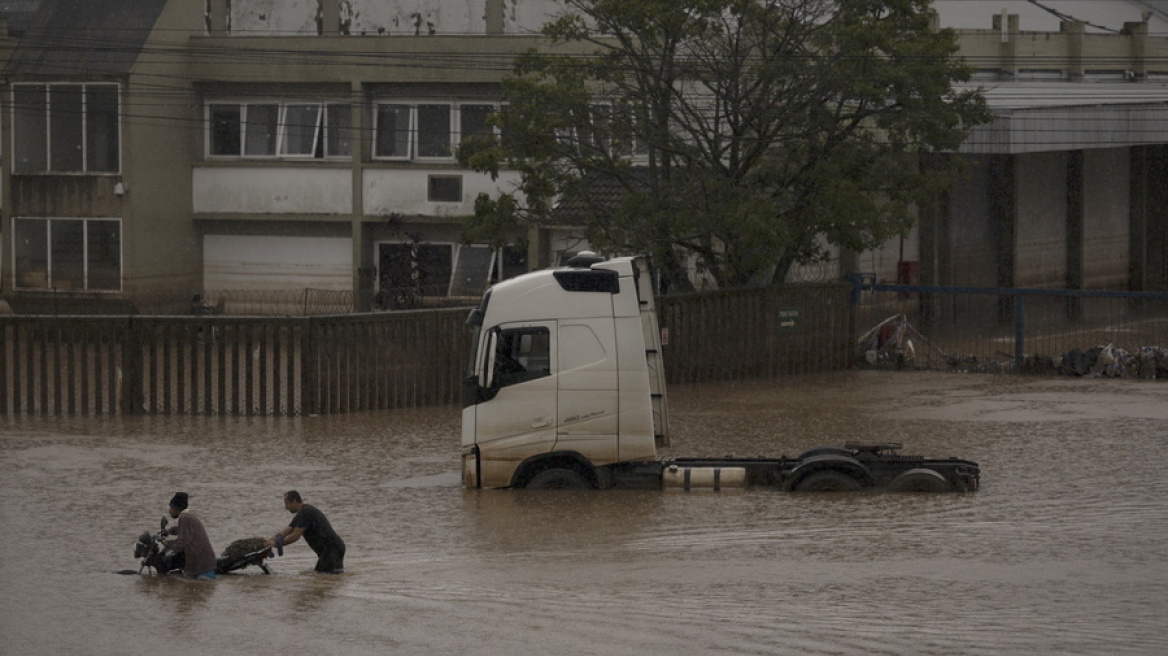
top-left (231, 0), bottom-right (320, 35)
top-left (222, 0), bottom-right (566, 36)
top-left (944, 158), bottom-right (998, 287)
top-left (363, 168), bottom-right (522, 217)
top-left (1014, 151), bottom-right (1068, 288)
top-left (929, 148), bottom-right (1135, 293)
top-left (1082, 148), bottom-right (1131, 289)
top-left (191, 165), bottom-right (523, 225)
top-left (193, 168), bottom-right (353, 214)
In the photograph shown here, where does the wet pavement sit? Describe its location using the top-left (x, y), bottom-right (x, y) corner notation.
top-left (1, 371), bottom-right (1166, 655)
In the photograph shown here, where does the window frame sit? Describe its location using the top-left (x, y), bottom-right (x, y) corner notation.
top-left (12, 217), bottom-right (122, 292)
top-left (491, 326), bottom-right (552, 389)
top-left (373, 101), bottom-right (500, 162)
top-left (205, 100), bottom-right (353, 160)
top-left (427, 174), bottom-right (463, 203)
top-left (374, 103), bottom-right (413, 160)
top-left (558, 99), bottom-right (647, 161)
top-left (11, 82), bottom-right (122, 174)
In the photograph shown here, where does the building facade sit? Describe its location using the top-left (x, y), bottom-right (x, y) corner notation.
top-left (1, 0), bottom-right (1167, 315)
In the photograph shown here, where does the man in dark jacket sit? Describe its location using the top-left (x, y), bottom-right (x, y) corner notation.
top-left (265, 491), bottom-right (346, 574)
top-left (165, 492), bottom-right (217, 579)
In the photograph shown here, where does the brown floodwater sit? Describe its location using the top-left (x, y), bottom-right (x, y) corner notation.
top-left (1, 371), bottom-right (1166, 655)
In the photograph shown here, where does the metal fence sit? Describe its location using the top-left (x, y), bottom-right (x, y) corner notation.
top-left (659, 284), bottom-right (854, 383)
top-left (0, 284), bottom-right (857, 416)
top-left (851, 277), bottom-right (1168, 377)
top-left (4, 279), bottom-right (1165, 416)
top-left (0, 310), bottom-right (470, 416)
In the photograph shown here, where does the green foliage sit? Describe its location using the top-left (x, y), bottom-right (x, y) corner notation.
top-left (455, 0), bottom-right (990, 289)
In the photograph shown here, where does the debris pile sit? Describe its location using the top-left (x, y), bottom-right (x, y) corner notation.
top-left (857, 314), bottom-right (943, 370)
top-left (858, 315), bottom-right (1168, 378)
top-left (1055, 344), bottom-right (1168, 379)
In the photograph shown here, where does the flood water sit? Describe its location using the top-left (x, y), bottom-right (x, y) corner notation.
top-left (2, 371), bottom-right (1166, 655)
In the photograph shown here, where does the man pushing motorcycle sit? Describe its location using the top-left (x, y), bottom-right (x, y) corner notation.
top-left (264, 491), bottom-right (346, 574)
top-left (165, 492), bottom-right (218, 580)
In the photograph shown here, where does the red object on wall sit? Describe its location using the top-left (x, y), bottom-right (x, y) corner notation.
top-left (897, 261), bottom-right (919, 299)
top-left (897, 261), bottom-right (920, 285)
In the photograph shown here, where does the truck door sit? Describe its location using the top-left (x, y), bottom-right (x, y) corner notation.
top-left (556, 320), bottom-right (619, 461)
top-left (472, 322), bottom-right (558, 470)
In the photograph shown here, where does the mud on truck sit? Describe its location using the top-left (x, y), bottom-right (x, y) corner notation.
top-left (460, 254), bottom-right (979, 493)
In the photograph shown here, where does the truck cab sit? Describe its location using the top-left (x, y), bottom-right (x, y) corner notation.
top-left (461, 254), bottom-right (668, 489)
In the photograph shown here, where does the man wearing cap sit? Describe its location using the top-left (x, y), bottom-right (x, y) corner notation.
top-left (165, 492), bottom-right (218, 580)
top-left (264, 491), bottom-right (346, 574)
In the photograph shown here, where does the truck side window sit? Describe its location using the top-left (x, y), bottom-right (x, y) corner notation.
top-left (493, 327), bottom-right (551, 388)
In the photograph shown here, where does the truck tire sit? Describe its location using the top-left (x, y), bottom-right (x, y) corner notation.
top-left (794, 470), bottom-right (862, 492)
top-left (527, 468), bottom-right (590, 490)
top-left (887, 468), bottom-right (952, 493)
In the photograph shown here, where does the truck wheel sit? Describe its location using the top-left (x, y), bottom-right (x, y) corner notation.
top-left (794, 470), bottom-right (862, 492)
top-left (887, 468), bottom-right (952, 493)
top-left (527, 468), bottom-right (589, 490)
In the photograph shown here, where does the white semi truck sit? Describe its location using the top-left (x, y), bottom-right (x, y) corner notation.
top-left (460, 254), bottom-right (979, 492)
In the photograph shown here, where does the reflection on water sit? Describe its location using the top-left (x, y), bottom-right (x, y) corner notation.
top-left (2, 372), bottom-right (1167, 655)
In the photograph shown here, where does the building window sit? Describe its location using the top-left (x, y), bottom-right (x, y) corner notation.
top-left (207, 101), bottom-right (352, 158)
top-left (448, 244), bottom-right (527, 297)
top-left (377, 242), bottom-right (524, 302)
top-left (13, 218), bottom-right (121, 291)
top-left (417, 104), bottom-right (451, 158)
top-left (374, 101), bottom-right (499, 161)
top-left (556, 100), bottom-right (645, 160)
top-left (375, 104), bottom-right (411, 159)
top-left (460, 104), bottom-right (493, 140)
top-left (12, 83), bottom-right (120, 173)
top-left (427, 175), bottom-right (462, 202)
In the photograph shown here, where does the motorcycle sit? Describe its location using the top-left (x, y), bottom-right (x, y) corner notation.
top-left (131, 516), bottom-right (273, 575)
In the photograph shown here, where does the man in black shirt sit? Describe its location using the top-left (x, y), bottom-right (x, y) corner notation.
top-left (265, 490), bottom-right (346, 574)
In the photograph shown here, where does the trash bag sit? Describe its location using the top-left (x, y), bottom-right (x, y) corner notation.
top-left (1059, 348), bottom-right (1088, 376)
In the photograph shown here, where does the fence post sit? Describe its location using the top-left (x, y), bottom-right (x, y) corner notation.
top-left (0, 321), bottom-right (7, 414)
top-left (1014, 295), bottom-right (1025, 370)
top-left (121, 317), bottom-right (144, 414)
top-left (301, 317), bottom-right (318, 415)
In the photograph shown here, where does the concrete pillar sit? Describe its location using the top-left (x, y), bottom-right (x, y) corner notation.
top-left (206, 0), bottom-right (228, 35)
top-left (351, 81), bottom-right (370, 308)
top-left (1124, 21), bottom-right (1149, 80)
top-left (916, 154), bottom-right (948, 328)
top-left (1129, 147), bottom-right (1148, 291)
top-left (1130, 145), bottom-right (1168, 291)
top-left (993, 13), bottom-right (1019, 80)
top-left (1065, 150), bottom-right (1084, 319)
top-left (989, 155), bottom-right (1016, 290)
top-left (1066, 150), bottom-right (1084, 290)
top-left (989, 154), bottom-right (1016, 324)
top-left (1062, 21), bottom-right (1086, 80)
top-left (319, 0), bottom-right (341, 35)
top-left (527, 226), bottom-right (549, 271)
top-left (485, 0), bottom-right (504, 35)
